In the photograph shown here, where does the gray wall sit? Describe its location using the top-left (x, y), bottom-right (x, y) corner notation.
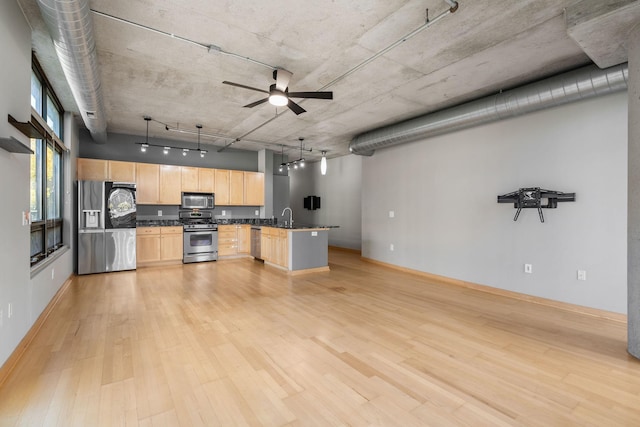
top-left (362, 92), bottom-right (628, 314)
top-left (80, 129), bottom-right (258, 171)
top-left (0, 1), bottom-right (75, 368)
top-left (290, 155), bottom-right (362, 250)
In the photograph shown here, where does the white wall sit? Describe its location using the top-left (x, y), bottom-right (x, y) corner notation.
top-left (0, 2), bottom-right (76, 368)
top-left (290, 155), bottom-right (362, 250)
top-left (362, 92), bottom-right (628, 314)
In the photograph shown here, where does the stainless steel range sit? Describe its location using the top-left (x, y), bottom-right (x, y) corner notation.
top-left (180, 210), bottom-right (218, 263)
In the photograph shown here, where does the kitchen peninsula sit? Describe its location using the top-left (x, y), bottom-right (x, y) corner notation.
top-left (260, 226), bottom-right (331, 274)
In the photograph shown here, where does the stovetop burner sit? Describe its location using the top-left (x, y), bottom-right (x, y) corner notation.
top-left (180, 209), bottom-right (217, 230)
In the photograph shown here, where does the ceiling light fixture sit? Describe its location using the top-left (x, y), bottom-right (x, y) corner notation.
top-left (140, 116), bottom-right (151, 152)
top-left (278, 145), bottom-right (284, 172)
top-left (196, 124), bottom-right (207, 158)
top-left (321, 151), bottom-right (327, 175)
top-left (268, 87), bottom-right (288, 107)
top-left (278, 137), bottom-right (312, 172)
top-left (136, 117), bottom-right (206, 157)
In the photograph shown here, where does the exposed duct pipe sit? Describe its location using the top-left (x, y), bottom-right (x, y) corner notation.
top-left (36, 0), bottom-right (107, 143)
top-left (349, 63), bottom-right (628, 156)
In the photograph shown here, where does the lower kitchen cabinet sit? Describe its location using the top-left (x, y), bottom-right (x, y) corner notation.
top-left (218, 224), bottom-right (251, 257)
top-left (137, 226), bottom-right (183, 266)
top-left (261, 227), bottom-right (288, 268)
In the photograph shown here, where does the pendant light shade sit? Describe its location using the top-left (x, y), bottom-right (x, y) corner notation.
top-left (320, 151), bottom-right (327, 175)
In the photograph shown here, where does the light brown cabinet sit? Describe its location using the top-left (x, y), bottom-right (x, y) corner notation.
top-left (136, 163), bottom-right (160, 204)
top-left (229, 170), bottom-right (244, 205)
top-left (218, 224), bottom-right (250, 257)
top-left (77, 158), bottom-right (108, 181)
top-left (108, 161), bottom-right (136, 182)
top-left (182, 166), bottom-right (216, 193)
top-left (243, 171), bottom-right (265, 206)
top-left (261, 227), bottom-right (288, 268)
top-left (181, 167), bottom-right (199, 192)
top-left (215, 169), bottom-right (230, 205)
top-left (78, 158), bottom-right (263, 206)
top-left (198, 168), bottom-right (215, 193)
top-left (137, 226), bottom-right (183, 266)
top-left (136, 164), bottom-right (181, 205)
top-left (160, 226), bottom-right (183, 260)
top-left (77, 158), bottom-right (137, 182)
top-left (160, 165), bottom-right (182, 204)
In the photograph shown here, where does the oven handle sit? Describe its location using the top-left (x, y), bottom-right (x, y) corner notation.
top-left (184, 229), bottom-right (218, 235)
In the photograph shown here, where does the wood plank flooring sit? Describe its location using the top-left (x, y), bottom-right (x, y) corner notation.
top-left (1, 250), bottom-right (639, 426)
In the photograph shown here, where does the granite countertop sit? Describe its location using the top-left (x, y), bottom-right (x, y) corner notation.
top-left (137, 219), bottom-right (182, 227)
top-left (136, 218), bottom-right (280, 227)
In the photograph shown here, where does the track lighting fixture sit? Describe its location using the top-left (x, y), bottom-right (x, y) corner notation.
top-left (278, 137), bottom-right (313, 172)
top-left (321, 151), bottom-right (327, 175)
top-left (136, 118), bottom-right (208, 158)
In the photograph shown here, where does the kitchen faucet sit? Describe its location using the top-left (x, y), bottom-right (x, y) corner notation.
top-left (281, 207), bottom-right (293, 228)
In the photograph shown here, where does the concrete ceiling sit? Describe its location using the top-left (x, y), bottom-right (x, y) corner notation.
top-left (16, 0), bottom-right (638, 162)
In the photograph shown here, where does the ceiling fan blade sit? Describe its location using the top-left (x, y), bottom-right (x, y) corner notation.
top-left (287, 91), bottom-right (333, 100)
top-left (243, 98), bottom-right (269, 108)
top-left (223, 81), bottom-right (269, 94)
top-left (287, 99), bottom-right (306, 115)
top-left (274, 69), bottom-right (293, 91)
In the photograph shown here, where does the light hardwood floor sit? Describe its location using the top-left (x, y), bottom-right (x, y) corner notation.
top-left (1, 250), bottom-right (639, 426)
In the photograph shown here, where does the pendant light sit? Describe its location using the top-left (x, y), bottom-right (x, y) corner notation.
top-left (320, 151), bottom-right (327, 175)
top-left (140, 116), bottom-right (151, 152)
top-left (298, 137), bottom-right (305, 168)
top-left (196, 124), bottom-right (207, 158)
top-left (278, 145), bottom-right (284, 172)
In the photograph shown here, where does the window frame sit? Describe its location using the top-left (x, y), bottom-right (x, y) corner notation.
top-left (30, 54), bottom-right (66, 267)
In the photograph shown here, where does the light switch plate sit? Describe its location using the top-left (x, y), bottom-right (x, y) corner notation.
top-left (389, 210), bottom-right (395, 218)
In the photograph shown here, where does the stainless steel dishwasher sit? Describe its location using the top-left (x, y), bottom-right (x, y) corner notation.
top-left (250, 226), bottom-right (262, 260)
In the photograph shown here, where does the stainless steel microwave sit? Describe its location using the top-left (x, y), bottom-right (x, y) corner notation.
top-left (181, 192), bottom-right (214, 210)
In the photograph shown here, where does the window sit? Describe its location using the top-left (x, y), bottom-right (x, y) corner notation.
top-left (30, 55), bottom-right (66, 266)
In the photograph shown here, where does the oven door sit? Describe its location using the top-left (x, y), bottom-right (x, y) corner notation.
top-left (183, 229), bottom-right (218, 263)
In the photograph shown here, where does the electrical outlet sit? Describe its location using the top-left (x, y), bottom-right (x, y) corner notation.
top-left (7, 303), bottom-right (12, 319)
top-left (577, 270), bottom-right (587, 281)
top-left (389, 210), bottom-right (395, 218)
top-left (524, 264), bottom-right (533, 274)
top-left (255, 210), bottom-right (259, 216)
top-left (221, 210), bottom-right (226, 216)
top-left (158, 210), bottom-right (163, 217)
top-left (390, 243), bottom-right (394, 251)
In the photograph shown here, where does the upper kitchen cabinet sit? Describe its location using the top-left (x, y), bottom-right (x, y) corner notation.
top-left (229, 170), bottom-right (244, 205)
top-left (77, 158), bottom-right (108, 181)
top-left (77, 158), bottom-right (136, 182)
top-left (108, 161), bottom-right (136, 182)
top-left (136, 163), bottom-right (160, 204)
top-left (244, 171), bottom-right (265, 206)
top-left (215, 169), bottom-right (230, 205)
top-left (198, 168), bottom-right (215, 193)
top-left (159, 165), bottom-right (182, 204)
top-left (182, 166), bottom-right (215, 193)
top-left (181, 167), bottom-right (199, 192)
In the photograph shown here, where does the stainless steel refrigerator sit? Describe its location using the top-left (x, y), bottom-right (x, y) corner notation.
top-left (78, 180), bottom-right (137, 274)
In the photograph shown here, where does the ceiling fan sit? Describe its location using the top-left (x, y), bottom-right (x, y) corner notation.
top-left (222, 69), bottom-right (333, 115)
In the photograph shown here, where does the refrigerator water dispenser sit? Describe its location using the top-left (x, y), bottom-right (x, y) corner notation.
top-left (83, 210), bottom-right (101, 228)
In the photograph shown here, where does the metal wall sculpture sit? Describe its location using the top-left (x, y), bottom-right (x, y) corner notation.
top-left (497, 188), bottom-right (575, 223)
